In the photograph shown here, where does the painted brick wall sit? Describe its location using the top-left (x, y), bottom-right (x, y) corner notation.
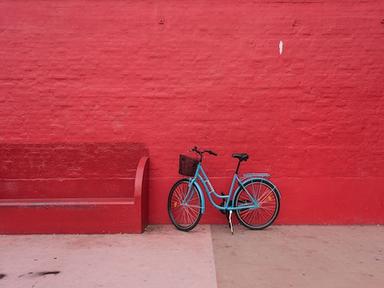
top-left (1, 0), bottom-right (383, 224)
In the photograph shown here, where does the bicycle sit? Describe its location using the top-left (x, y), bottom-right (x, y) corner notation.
top-left (167, 147), bottom-right (281, 233)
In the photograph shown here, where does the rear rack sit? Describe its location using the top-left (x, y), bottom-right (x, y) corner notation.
top-left (241, 173), bottom-right (270, 180)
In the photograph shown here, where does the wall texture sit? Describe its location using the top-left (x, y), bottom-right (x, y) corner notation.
top-left (1, 0), bottom-right (383, 224)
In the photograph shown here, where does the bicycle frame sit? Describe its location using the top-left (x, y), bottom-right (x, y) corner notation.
top-left (183, 162), bottom-right (260, 213)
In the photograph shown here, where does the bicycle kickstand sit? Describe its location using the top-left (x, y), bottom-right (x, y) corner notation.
top-left (228, 210), bottom-right (234, 235)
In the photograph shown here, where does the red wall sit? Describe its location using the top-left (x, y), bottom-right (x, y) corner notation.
top-left (1, 0), bottom-right (383, 224)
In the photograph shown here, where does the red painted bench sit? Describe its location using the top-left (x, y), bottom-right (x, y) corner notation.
top-left (0, 143), bottom-right (149, 234)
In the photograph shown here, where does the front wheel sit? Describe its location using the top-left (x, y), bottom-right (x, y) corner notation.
top-left (234, 179), bottom-right (280, 230)
top-left (168, 179), bottom-right (203, 231)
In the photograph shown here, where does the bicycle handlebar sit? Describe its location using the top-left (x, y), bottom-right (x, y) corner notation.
top-left (207, 150), bottom-right (218, 156)
top-left (191, 146), bottom-right (218, 157)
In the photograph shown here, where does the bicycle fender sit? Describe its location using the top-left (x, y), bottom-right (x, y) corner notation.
top-left (236, 177), bottom-right (282, 200)
top-left (190, 179), bottom-right (206, 214)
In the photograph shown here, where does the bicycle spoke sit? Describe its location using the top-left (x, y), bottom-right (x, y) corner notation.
top-left (240, 208), bottom-right (252, 218)
top-left (184, 208), bottom-right (191, 224)
top-left (259, 206), bottom-right (274, 218)
top-left (256, 183), bottom-right (262, 200)
top-left (186, 204), bottom-right (201, 209)
top-left (258, 190), bottom-right (273, 203)
top-left (174, 191), bottom-right (183, 203)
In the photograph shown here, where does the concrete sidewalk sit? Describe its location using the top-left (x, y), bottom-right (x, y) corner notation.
top-left (0, 225), bottom-right (383, 288)
top-left (0, 226), bottom-right (216, 288)
top-left (211, 225), bottom-right (384, 288)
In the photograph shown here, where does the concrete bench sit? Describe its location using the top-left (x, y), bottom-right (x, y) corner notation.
top-left (0, 143), bottom-right (149, 234)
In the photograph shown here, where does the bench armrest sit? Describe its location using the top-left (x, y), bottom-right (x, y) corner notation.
top-left (134, 156), bottom-right (149, 232)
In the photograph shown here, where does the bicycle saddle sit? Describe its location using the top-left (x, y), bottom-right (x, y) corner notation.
top-left (232, 153), bottom-right (249, 161)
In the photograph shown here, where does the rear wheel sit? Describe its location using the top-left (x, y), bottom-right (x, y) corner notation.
top-left (234, 179), bottom-right (280, 230)
top-left (168, 179), bottom-right (202, 231)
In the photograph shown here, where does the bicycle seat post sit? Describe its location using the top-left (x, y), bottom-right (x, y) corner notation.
top-left (235, 159), bottom-right (241, 174)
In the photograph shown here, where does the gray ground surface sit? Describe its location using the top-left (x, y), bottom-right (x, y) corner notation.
top-left (0, 226), bottom-right (216, 288)
top-left (0, 225), bottom-right (383, 288)
top-left (211, 225), bottom-right (384, 288)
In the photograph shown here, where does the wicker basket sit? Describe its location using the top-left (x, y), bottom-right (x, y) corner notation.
top-left (178, 155), bottom-right (199, 176)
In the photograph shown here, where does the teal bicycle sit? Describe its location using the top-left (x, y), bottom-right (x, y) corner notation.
top-left (168, 147), bottom-right (281, 233)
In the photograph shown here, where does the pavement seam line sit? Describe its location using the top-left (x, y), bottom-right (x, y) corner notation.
top-left (208, 225), bottom-right (219, 288)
